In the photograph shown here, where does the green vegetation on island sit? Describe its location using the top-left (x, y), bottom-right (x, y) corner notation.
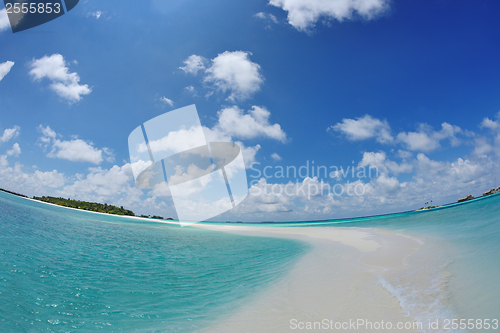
top-left (0, 188), bottom-right (175, 220)
top-left (416, 205), bottom-right (437, 211)
top-left (32, 196), bottom-right (135, 216)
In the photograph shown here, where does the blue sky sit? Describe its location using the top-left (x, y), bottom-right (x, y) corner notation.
top-left (1, 0), bottom-right (500, 221)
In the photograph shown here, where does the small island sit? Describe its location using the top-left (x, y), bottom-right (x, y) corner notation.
top-left (32, 196), bottom-right (136, 216)
top-left (457, 186), bottom-right (500, 203)
top-left (415, 185), bottom-right (500, 211)
top-left (0, 188), bottom-right (174, 220)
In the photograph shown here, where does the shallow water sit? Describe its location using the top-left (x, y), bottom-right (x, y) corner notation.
top-left (321, 194), bottom-right (500, 332)
top-left (1, 190), bottom-right (499, 332)
top-left (0, 192), bottom-right (308, 332)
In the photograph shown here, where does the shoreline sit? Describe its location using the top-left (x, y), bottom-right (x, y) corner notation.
top-left (0, 188), bottom-right (477, 331)
top-left (2, 187), bottom-right (500, 226)
top-left (192, 224), bottom-right (432, 333)
top-left (18, 195), bottom-right (180, 225)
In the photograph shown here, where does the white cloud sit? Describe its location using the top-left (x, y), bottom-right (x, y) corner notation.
top-left (39, 125), bottom-right (109, 164)
top-left (475, 112), bottom-right (500, 156)
top-left (61, 164), bottom-right (135, 198)
top-left (201, 126), bottom-right (261, 169)
top-left (269, 0), bottom-right (389, 31)
top-left (160, 96), bottom-right (174, 106)
top-left (184, 85), bottom-right (196, 94)
top-left (396, 131), bottom-right (440, 152)
top-left (0, 159), bottom-right (66, 193)
top-left (181, 51), bottom-right (264, 101)
top-left (223, 148), bottom-right (498, 221)
top-left (204, 51), bottom-right (264, 101)
top-left (358, 151), bottom-right (412, 176)
top-left (0, 61), bottom-right (14, 81)
top-left (0, 126), bottom-right (20, 143)
top-left (397, 150), bottom-right (412, 160)
top-left (0, 155), bottom-right (7, 167)
top-left (0, 158), bottom-right (144, 209)
top-left (238, 178), bottom-right (295, 213)
top-left (34, 169), bottom-right (65, 188)
top-left (255, 12), bottom-right (266, 19)
top-left (255, 12), bottom-right (278, 25)
top-left (216, 106), bottom-right (286, 142)
top-left (481, 112), bottom-right (500, 131)
top-left (49, 139), bottom-right (103, 164)
top-left (89, 11), bottom-right (103, 19)
top-left (331, 115), bottom-right (463, 152)
top-left (0, 9), bottom-right (9, 32)
top-left (330, 115), bottom-right (393, 144)
top-left (239, 142), bottom-right (261, 168)
top-left (29, 54), bottom-right (92, 103)
top-left (397, 123), bottom-right (462, 152)
top-left (358, 151), bottom-right (387, 170)
top-left (271, 153), bottom-right (282, 161)
top-left (473, 137), bottom-right (492, 156)
top-left (6, 143), bottom-right (21, 157)
top-left (179, 55), bottom-right (207, 75)
top-left (374, 173), bottom-right (401, 193)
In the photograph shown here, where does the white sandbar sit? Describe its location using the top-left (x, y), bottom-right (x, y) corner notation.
top-left (193, 224), bottom-right (424, 333)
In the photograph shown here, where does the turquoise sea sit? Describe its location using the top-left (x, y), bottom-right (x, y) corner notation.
top-left (0, 192), bottom-right (307, 332)
top-left (325, 194), bottom-right (500, 330)
top-left (1, 190), bottom-right (500, 332)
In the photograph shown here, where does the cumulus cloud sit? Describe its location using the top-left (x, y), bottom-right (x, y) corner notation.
top-left (271, 153), bottom-right (282, 161)
top-left (480, 112), bottom-right (500, 131)
top-left (34, 169), bottom-right (65, 188)
top-left (204, 51), bottom-right (264, 101)
top-left (160, 96), bottom-right (174, 106)
top-left (358, 151), bottom-right (412, 176)
top-left (396, 131), bottom-right (440, 152)
top-left (0, 157), bottom-right (146, 209)
top-left (49, 139), bottom-right (104, 164)
top-left (397, 123), bottom-right (462, 152)
top-left (0, 61), bottom-right (14, 81)
top-left (222, 149), bottom-right (498, 221)
top-left (29, 54), bottom-right (92, 103)
top-left (332, 115), bottom-right (464, 152)
top-left (61, 164), bottom-right (135, 198)
top-left (269, 0), bottom-right (389, 31)
top-left (398, 150), bottom-right (412, 160)
top-left (0, 158), bottom-right (65, 193)
top-left (330, 115), bottom-right (393, 144)
top-left (38, 125), bottom-right (111, 164)
top-left (179, 55), bottom-right (207, 75)
top-left (202, 126), bottom-right (261, 169)
top-left (0, 126), bottom-right (20, 143)
top-left (6, 143), bottom-right (21, 157)
top-left (239, 142), bottom-right (261, 168)
top-left (216, 106), bottom-right (286, 142)
top-left (0, 155), bottom-right (7, 167)
top-left (0, 9), bottom-right (9, 32)
top-left (475, 112), bottom-right (500, 156)
top-left (180, 51), bottom-right (264, 101)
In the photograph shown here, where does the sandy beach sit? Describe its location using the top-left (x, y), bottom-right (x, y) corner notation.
top-left (193, 225), bottom-right (425, 332)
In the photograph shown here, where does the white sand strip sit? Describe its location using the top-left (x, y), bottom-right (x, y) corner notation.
top-left (193, 225), bottom-right (424, 333)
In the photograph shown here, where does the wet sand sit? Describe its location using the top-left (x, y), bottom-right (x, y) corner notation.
top-left (193, 225), bottom-right (424, 333)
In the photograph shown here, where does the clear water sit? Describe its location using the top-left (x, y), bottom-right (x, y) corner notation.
top-left (200, 194), bottom-right (500, 331)
top-left (334, 194), bottom-right (500, 324)
top-left (2, 191), bottom-right (499, 332)
top-left (0, 192), bottom-right (308, 332)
